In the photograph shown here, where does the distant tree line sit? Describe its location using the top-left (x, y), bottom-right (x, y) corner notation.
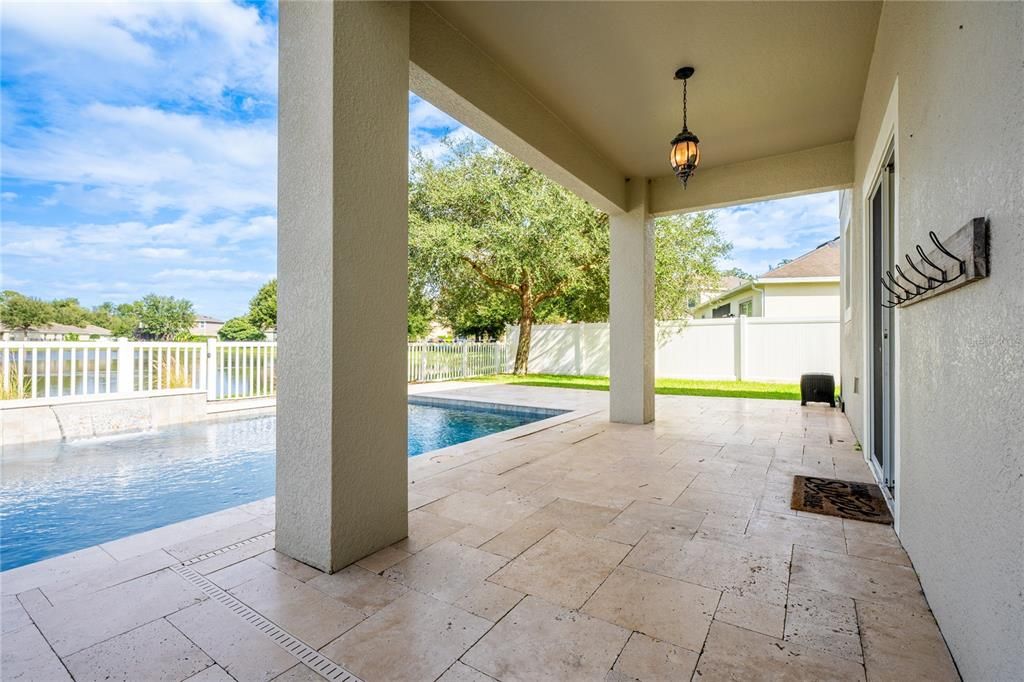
top-left (0, 290), bottom-right (196, 340)
top-left (0, 278), bottom-right (277, 342)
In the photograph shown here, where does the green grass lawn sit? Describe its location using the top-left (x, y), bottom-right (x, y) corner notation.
top-left (467, 373), bottom-right (803, 401)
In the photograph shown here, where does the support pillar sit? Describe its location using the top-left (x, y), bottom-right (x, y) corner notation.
top-left (277, 1), bottom-right (409, 572)
top-left (609, 178), bottom-right (655, 424)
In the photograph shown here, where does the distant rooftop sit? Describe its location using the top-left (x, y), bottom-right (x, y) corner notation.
top-left (761, 237), bottom-right (840, 279)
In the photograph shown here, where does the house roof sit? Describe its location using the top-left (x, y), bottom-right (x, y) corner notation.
top-left (195, 315), bottom-right (224, 324)
top-left (761, 237), bottom-right (840, 279)
top-left (694, 237), bottom-right (840, 313)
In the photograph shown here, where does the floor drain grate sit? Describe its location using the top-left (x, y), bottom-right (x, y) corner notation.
top-left (180, 531), bottom-right (276, 567)
top-left (171, 564), bottom-right (362, 682)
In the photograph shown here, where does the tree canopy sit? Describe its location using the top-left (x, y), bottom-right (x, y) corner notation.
top-left (408, 140), bottom-right (732, 370)
top-left (248, 279), bottom-right (277, 331)
top-left (410, 140), bottom-right (609, 371)
top-left (218, 316), bottom-right (266, 341)
top-left (135, 294), bottom-right (195, 340)
top-left (653, 213), bottom-right (732, 320)
top-left (0, 291), bottom-right (52, 331)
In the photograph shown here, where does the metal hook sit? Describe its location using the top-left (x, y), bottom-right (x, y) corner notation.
top-left (929, 231), bottom-right (966, 279)
top-left (886, 271), bottom-right (915, 300)
top-left (915, 245), bottom-right (949, 282)
top-left (880, 277), bottom-right (907, 304)
top-left (895, 264), bottom-right (927, 295)
top-left (880, 276), bottom-right (905, 301)
top-left (906, 254), bottom-right (942, 287)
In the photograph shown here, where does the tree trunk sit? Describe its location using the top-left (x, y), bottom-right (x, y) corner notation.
top-left (513, 286), bottom-right (534, 375)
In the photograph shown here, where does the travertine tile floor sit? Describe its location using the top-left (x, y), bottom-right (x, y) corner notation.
top-left (1, 384), bottom-right (961, 681)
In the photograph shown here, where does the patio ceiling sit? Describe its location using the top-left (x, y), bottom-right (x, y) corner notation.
top-left (412, 1), bottom-right (880, 213)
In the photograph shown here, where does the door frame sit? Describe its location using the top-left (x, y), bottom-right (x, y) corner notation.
top-left (859, 80), bottom-right (902, 528)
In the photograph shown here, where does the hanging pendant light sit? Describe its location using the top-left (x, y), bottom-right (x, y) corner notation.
top-left (670, 66), bottom-right (700, 187)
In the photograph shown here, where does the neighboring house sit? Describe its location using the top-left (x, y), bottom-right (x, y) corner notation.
top-left (189, 315), bottom-right (224, 338)
top-left (693, 237), bottom-right (840, 319)
top-left (0, 323), bottom-right (113, 341)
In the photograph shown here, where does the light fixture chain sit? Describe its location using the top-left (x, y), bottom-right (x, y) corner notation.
top-left (682, 78), bottom-right (688, 129)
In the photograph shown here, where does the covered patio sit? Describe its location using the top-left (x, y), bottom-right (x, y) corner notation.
top-left (3, 0), bottom-right (1019, 679)
top-left (273, 2), bottom-right (1020, 678)
top-left (2, 385), bottom-right (958, 681)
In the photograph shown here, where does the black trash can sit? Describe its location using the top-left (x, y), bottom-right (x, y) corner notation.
top-left (800, 373), bottom-right (836, 407)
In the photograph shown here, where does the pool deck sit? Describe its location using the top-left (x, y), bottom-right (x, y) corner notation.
top-left (1, 383), bottom-right (959, 681)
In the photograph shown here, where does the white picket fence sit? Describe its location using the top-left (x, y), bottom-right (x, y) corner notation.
top-left (0, 339), bottom-right (508, 404)
top-left (508, 317), bottom-right (840, 383)
top-left (0, 339), bottom-right (278, 404)
top-left (408, 342), bottom-right (509, 383)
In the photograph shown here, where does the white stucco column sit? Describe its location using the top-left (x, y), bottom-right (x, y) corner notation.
top-left (276, 1), bottom-right (409, 572)
top-left (609, 177), bottom-right (655, 424)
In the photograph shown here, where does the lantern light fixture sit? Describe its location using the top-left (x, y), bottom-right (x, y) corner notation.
top-left (670, 66), bottom-right (700, 187)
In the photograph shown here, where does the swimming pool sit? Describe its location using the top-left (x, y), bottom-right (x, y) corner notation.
top-left (0, 399), bottom-right (564, 571)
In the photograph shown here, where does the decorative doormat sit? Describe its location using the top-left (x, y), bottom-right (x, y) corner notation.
top-left (791, 476), bottom-right (893, 524)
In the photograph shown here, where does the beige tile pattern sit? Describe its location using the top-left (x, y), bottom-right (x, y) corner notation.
top-left (383, 539), bottom-right (507, 604)
top-left (713, 592), bottom-right (786, 639)
top-left (790, 545), bottom-right (928, 608)
top-left (695, 621), bottom-right (866, 681)
top-left (463, 596), bottom-right (630, 682)
top-left (785, 586), bottom-right (863, 662)
top-left (63, 618), bottom-right (213, 682)
top-left (307, 564), bottom-right (408, 616)
top-left (454, 581), bottom-right (524, 622)
top-left (481, 498), bottom-right (621, 558)
top-left (611, 632), bottom-right (700, 682)
top-left (490, 529), bottom-right (630, 609)
top-left (167, 599), bottom-right (297, 682)
top-left (1, 386), bottom-right (959, 682)
top-left (625, 533), bottom-right (790, 605)
top-left (0, 623), bottom-right (73, 682)
top-left (858, 600), bottom-right (960, 681)
top-left (583, 565), bottom-right (719, 651)
top-left (321, 589), bottom-right (491, 682)
top-left (227, 570), bottom-right (365, 648)
top-left (27, 568), bottom-right (204, 657)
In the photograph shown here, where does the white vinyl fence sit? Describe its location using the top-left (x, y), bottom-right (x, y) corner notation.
top-left (1, 339), bottom-right (509, 404)
top-left (408, 342), bottom-right (510, 383)
top-left (508, 317), bottom-right (840, 383)
top-left (0, 339), bottom-right (276, 404)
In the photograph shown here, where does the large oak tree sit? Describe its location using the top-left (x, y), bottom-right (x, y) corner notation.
top-left (409, 140), bottom-right (732, 373)
top-left (410, 141), bottom-right (608, 373)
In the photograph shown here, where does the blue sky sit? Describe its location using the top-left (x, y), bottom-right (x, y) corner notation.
top-left (1, 1), bottom-right (836, 320)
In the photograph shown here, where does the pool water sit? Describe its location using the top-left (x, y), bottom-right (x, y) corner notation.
top-left (1, 400), bottom-right (561, 571)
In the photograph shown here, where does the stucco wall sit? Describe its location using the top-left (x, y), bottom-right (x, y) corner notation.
top-left (842, 3), bottom-right (1024, 678)
top-left (763, 282), bottom-right (840, 318)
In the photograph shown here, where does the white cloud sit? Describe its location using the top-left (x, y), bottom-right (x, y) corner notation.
top-left (408, 94), bottom-right (490, 162)
top-left (3, 104), bottom-right (276, 218)
top-left (136, 247), bottom-right (189, 259)
top-left (710, 191), bottom-right (840, 275)
top-left (1, 192), bottom-right (17, 201)
top-left (155, 269), bottom-right (272, 284)
top-left (1, 1), bottom-right (277, 102)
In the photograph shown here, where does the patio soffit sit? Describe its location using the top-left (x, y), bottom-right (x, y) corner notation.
top-left (420, 1), bottom-right (881, 182)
